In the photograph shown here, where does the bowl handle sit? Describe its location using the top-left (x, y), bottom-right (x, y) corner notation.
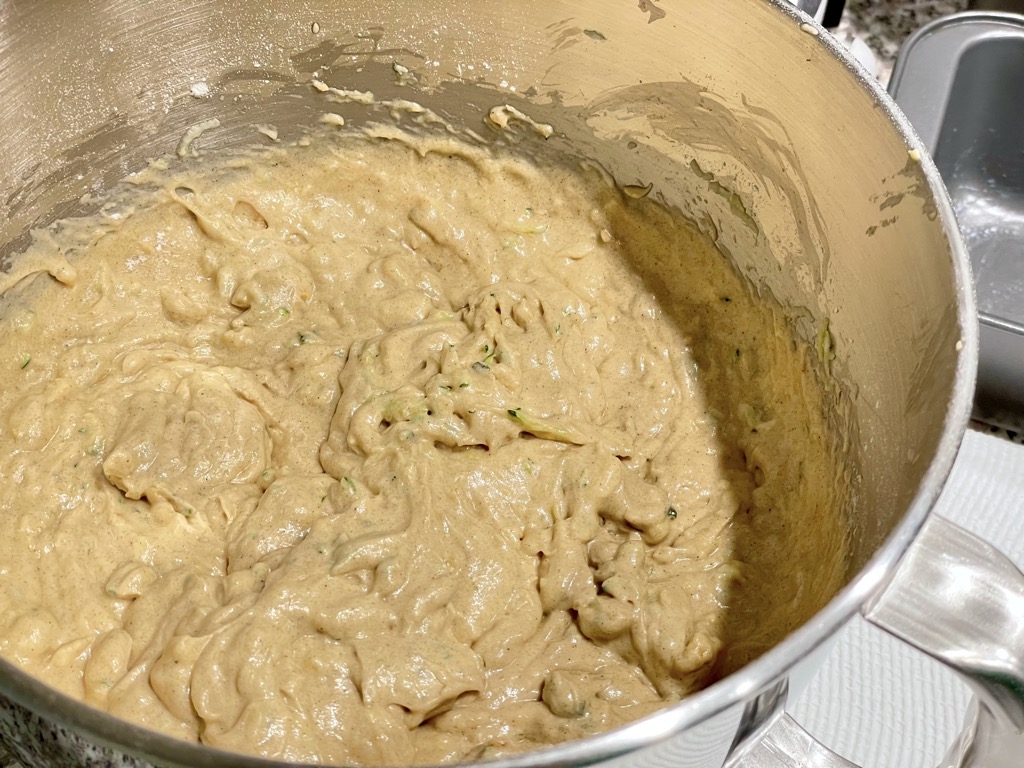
top-left (738, 514), bottom-right (1024, 768)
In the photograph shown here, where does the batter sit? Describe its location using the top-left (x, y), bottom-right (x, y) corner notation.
top-left (0, 126), bottom-right (847, 764)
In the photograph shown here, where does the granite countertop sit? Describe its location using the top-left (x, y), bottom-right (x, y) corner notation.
top-left (837, 0), bottom-right (970, 81)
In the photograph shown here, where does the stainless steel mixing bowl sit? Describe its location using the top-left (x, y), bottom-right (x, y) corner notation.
top-left (0, 1), bottom-right (1019, 767)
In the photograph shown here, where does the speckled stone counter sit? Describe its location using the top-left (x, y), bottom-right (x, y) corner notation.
top-left (837, 0), bottom-right (969, 81)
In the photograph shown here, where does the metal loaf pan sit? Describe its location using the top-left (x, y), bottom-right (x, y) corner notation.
top-left (890, 12), bottom-right (1024, 428)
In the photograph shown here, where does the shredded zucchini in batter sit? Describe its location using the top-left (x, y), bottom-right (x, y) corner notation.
top-left (0, 128), bottom-right (847, 764)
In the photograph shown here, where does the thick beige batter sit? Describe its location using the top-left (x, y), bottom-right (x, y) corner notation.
top-left (0, 127), bottom-right (847, 764)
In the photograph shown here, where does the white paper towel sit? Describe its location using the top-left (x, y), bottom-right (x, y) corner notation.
top-left (790, 427), bottom-right (1024, 767)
